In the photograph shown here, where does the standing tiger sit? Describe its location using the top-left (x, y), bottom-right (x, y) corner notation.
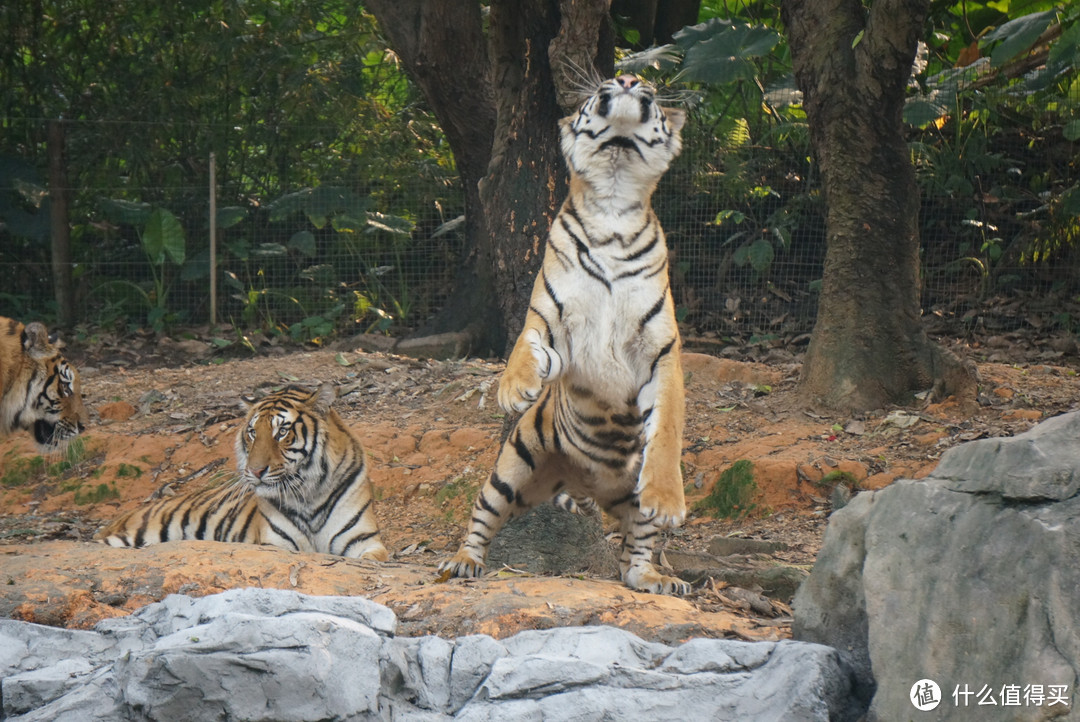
top-left (0, 316), bottom-right (88, 450)
top-left (440, 74), bottom-right (689, 594)
top-left (97, 384), bottom-right (388, 560)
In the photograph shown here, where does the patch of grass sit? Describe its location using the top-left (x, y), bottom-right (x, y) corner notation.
top-left (694, 459), bottom-right (759, 519)
top-left (435, 477), bottom-right (471, 505)
top-left (819, 470), bottom-right (858, 488)
top-left (73, 483), bottom-right (121, 505)
top-left (115, 463), bottom-right (144, 478)
top-left (1, 453), bottom-right (45, 487)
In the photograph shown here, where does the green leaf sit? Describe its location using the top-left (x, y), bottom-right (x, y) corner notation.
top-left (143, 208), bottom-right (186, 265)
top-left (288, 230), bottom-right (317, 257)
top-left (216, 206), bottom-right (248, 229)
top-left (99, 198), bottom-right (152, 226)
top-left (747, 238), bottom-right (774, 273)
top-left (335, 352), bottom-right (354, 366)
top-left (253, 242), bottom-right (288, 257)
top-left (1064, 120), bottom-right (1080, 142)
top-left (366, 212), bottom-right (415, 236)
top-left (715, 209), bottom-right (747, 225)
top-left (678, 20), bottom-right (781, 85)
top-left (266, 189), bottom-right (312, 222)
top-left (983, 10), bottom-right (1056, 68)
top-left (616, 45), bottom-right (682, 73)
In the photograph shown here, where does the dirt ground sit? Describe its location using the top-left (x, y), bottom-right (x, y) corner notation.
top-left (0, 329), bottom-right (1077, 635)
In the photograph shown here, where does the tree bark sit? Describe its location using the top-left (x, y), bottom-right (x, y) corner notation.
top-left (782, 0), bottom-right (975, 412)
top-left (48, 119), bottom-right (75, 327)
top-left (365, 0), bottom-right (502, 351)
top-left (370, 0), bottom-right (612, 354)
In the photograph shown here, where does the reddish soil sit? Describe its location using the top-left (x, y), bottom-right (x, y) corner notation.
top-left (0, 332), bottom-right (1077, 637)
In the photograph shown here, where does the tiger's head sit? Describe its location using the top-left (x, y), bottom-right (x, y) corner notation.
top-left (235, 384), bottom-right (336, 500)
top-left (0, 319), bottom-right (88, 451)
top-left (559, 74), bottom-right (685, 196)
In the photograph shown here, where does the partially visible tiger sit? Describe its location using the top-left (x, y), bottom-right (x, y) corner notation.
top-left (440, 74), bottom-right (689, 594)
top-left (0, 316), bottom-right (88, 450)
top-left (97, 384), bottom-right (388, 560)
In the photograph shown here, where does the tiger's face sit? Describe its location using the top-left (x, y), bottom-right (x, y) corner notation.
top-left (235, 385), bottom-right (335, 500)
top-left (31, 355), bottom-right (86, 449)
top-left (559, 74), bottom-right (685, 187)
top-left (0, 319), bottom-right (88, 451)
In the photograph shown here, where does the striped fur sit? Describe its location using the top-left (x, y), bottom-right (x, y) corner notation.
top-left (0, 316), bottom-right (87, 451)
top-left (440, 75), bottom-right (689, 594)
top-left (97, 384), bottom-right (388, 560)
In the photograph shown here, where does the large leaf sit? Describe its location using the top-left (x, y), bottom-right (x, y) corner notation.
top-left (142, 208), bottom-right (186, 265)
top-left (288, 230), bottom-right (317, 257)
top-left (616, 45), bottom-right (682, 73)
top-left (266, 188), bottom-right (313, 223)
top-left (679, 22), bottom-right (781, 85)
top-left (983, 10), bottom-right (1056, 67)
top-left (215, 206), bottom-right (248, 229)
top-left (366, 212), bottom-right (415, 236)
top-left (99, 198), bottom-right (152, 226)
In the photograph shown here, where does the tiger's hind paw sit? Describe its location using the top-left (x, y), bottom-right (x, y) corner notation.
top-left (623, 565), bottom-right (691, 595)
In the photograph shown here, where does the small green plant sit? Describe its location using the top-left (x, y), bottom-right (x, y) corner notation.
top-left (435, 477), bottom-right (471, 505)
top-left (93, 202), bottom-right (188, 333)
top-left (73, 483), bottom-right (121, 505)
top-left (819, 470), bottom-right (858, 488)
top-left (694, 459), bottom-right (759, 519)
top-left (0, 453), bottom-right (45, 487)
top-left (115, 463), bottom-right (144, 479)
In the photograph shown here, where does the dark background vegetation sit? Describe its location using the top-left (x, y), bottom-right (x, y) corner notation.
top-left (1, 0), bottom-right (1078, 357)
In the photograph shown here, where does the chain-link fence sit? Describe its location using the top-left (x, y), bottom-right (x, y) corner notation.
top-left (2, 110), bottom-right (1078, 347)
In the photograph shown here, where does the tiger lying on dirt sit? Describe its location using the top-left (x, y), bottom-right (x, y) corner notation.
top-left (97, 384), bottom-right (388, 560)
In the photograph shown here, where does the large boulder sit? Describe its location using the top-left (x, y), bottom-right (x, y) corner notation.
top-left (795, 411), bottom-right (1080, 721)
top-left (1, 587), bottom-right (862, 721)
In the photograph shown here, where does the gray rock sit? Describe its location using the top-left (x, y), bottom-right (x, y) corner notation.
top-left (486, 503), bottom-right (619, 577)
top-left (1, 587), bottom-right (860, 721)
top-left (795, 411), bottom-right (1080, 722)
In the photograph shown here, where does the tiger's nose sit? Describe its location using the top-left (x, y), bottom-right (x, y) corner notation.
top-left (249, 466), bottom-right (268, 479)
top-left (616, 74), bottom-right (640, 90)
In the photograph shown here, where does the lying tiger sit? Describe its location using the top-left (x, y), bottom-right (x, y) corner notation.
top-left (97, 384), bottom-right (388, 560)
top-left (0, 316), bottom-right (88, 450)
top-left (440, 74), bottom-right (689, 594)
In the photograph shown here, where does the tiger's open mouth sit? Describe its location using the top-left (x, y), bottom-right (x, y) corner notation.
top-left (33, 419), bottom-right (57, 448)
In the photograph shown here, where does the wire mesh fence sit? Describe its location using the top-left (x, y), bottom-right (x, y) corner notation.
top-left (2, 110), bottom-right (1078, 348)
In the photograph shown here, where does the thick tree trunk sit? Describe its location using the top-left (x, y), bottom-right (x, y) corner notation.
top-left (370, 0), bottom-right (612, 355)
top-left (365, 1), bottom-right (502, 352)
top-left (48, 119), bottom-right (74, 327)
top-left (782, 0), bottom-right (975, 412)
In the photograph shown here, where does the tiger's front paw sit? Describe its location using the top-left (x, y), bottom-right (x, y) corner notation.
top-left (438, 549), bottom-right (486, 579)
top-left (637, 480), bottom-right (686, 529)
top-left (497, 329), bottom-right (562, 413)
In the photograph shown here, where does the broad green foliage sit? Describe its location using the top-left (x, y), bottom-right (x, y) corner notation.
top-left (0, 0), bottom-right (458, 341)
top-left (628, 0), bottom-right (1079, 330)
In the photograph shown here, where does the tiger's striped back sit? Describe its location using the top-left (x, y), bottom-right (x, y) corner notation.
top-left (96, 384), bottom-right (388, 560)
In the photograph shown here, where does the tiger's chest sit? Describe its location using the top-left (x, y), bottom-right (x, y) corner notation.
top-left (546, 208), bottom-right (674, 394)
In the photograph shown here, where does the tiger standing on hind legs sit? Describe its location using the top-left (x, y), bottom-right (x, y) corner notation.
top-left (440, 74), bottom-right (689, 594)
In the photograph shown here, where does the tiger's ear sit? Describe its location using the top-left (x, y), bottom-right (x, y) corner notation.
top-left (240, 393), bottom-right (259, 410)
top-left (664, 107), bottom-right (686, 135)
top-left (310, 383), bottom-right (337, 415)
top-left (22, 322), bottom-right (57, 360)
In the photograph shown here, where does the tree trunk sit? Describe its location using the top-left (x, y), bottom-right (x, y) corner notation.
top-left (365, 0), bottom-right (502, 351)
top-left (370, 0), bottom-right (612, 354)
top-left (782, 0), bottom-right (975, 412)
top-left (48, 119), bottom-right (75, 327)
